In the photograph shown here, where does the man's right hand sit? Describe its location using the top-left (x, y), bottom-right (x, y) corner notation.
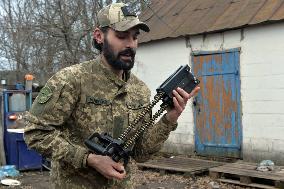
top-left (87, 153), bottom-right (126, 180)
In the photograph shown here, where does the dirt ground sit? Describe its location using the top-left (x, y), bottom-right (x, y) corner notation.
top-left (131, 163), bottom-right (252, 189)
top-left (0, 163), bottom-right (252, 189)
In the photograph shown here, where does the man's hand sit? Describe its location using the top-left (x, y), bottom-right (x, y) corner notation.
top-left (166, 86), bottom-right (200, 123)
top-left (87, 153), bottom-right (126, 180)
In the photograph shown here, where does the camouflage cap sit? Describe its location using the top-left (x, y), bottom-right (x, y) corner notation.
top-left (97, 3), bottom-right (150, 32)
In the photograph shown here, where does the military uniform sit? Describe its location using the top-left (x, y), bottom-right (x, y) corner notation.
top-left (24, 56), bottom-right (178, 188)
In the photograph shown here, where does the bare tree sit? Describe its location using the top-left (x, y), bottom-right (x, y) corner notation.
top-left (0, 0), bottom-right (150, 84)
top-left (117, 0), bottom-right (150, 13)
top-left (0, 0), bottom-right (35, 81)
top-left (29, 0), bottom-right (98, 68)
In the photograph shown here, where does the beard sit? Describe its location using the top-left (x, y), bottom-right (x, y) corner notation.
top-left (102, 38), bottom-right (136, 71)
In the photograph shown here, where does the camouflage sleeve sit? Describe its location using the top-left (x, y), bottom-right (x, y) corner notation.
top-left (132, 96), bottom-right (178, 162)
top-left (24, 69), bottom-right (89, 169)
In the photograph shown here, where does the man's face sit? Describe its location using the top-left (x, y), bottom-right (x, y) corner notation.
top-left (102, 28), bottom-right (139, 71)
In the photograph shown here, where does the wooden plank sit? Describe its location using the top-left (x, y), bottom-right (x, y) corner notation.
top-left (210, 163), bottom-right (284, 181)
top-left (210, 168), bottom-right (284, 181)
top-left (212, 162), bottom-right (257, 169)
top-left (137, 157), bottom-right (223, 174)
top-left (240, 176), bottom-right (252, 184)
top-left (139, 157), bottom-right (223, 167)
top-left (137, 163), bottom-right (209, 173)
top-left (209, 171), bottom-right (221, 179)
top-left (213, 162), bottom-right (284, 170)
top-left (141, 163), bottom-right (210, 170)
top-left (209, 162), bottom-right (284, 188)
top-left (276, 179), bottom-right (284, 189)
top-left (153, 157), bottom-right (223, 164)
top-left (217, 178), bottom-right (277, 189)
top-left (142, 160), bottom-right (221, 170)
top-left (212, 165), bottom-right (283, 173)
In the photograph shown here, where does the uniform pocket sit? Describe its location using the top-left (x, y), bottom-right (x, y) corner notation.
top-left (76, 103), bottom-right (111, 134)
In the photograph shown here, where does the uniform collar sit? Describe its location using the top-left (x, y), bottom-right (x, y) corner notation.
top-left (94, 55), bottom-right (131, 88)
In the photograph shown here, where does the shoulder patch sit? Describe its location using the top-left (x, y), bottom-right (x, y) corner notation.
top-left (38, 86), bottom-right (53, 104)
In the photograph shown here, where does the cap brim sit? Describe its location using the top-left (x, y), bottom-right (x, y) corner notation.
top-left (112, 18), bottom-right (150, 32)
top-left (135, 22), bottom-right (150, 32)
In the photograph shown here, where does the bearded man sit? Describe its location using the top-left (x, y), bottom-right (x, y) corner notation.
top-left (24, 3), bottom-right (199, 189)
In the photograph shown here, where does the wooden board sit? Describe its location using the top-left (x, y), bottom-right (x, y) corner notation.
top-left (209, 161), bottom-right (284, 188)
top-left (217, 178), bottom-right (277, 189)
top-left (137, 157), bottom-right (224, 174)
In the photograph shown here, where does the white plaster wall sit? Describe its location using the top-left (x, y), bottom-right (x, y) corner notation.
top-left (240, 23), bottom-right (284, 164)
top-left (135, 22), bottom-right (284, 163)
top-left (134, 38), bottom-right (195, 154)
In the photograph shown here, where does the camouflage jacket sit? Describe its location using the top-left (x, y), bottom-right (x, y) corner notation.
top-left (24, 56), bottom-right (178, 189)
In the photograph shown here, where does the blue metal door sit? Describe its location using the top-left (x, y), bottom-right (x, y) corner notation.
top-left (192, 49), bottom-right (242, 158)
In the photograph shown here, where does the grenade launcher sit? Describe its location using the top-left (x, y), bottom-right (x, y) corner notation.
top-left (84, 65), bottom-right (200, 166)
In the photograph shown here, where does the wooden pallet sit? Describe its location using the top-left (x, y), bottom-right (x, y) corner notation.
top-left (209, 161), bottom-right (284, 189)
top-left (137, 156), bottom-right (224, 175)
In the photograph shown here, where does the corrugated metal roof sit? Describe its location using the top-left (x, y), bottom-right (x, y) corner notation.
top-left (138, 0), bottom-right (284, 43)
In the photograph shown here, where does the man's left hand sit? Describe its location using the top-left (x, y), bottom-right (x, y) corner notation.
top-left (165, 86), bottom-right (200, 123)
